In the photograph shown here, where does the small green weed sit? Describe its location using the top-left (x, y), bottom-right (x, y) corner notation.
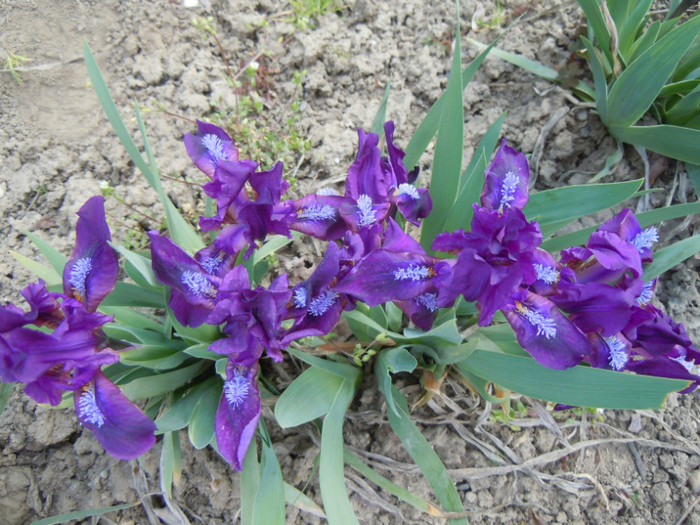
top-left (192, 18), bottom-right (311, 191)
top-left (490, 398), bottom-right (528, 430)
top-left (3, 53), bottom-right (32, 84)
top-left (288, 0), bottom-right (343, 30)
top-left (475, 1), bottom-right (506, 30)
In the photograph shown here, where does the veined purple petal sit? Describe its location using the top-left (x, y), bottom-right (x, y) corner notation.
top-left (184, 120), bottom-right (239, 178)
top-left (481, 141), bottom-right (530, 213)
top-left (75, 371), bottom-right (156, 460)
top-left (335, 250), bottom-right (439, 306)
top-left (503, 292), bottom-right (589, 370)
top-left (552, 280), bottom-right (636, 337)
top-left (149, 232), bottom-right (219, 326)
top-left (393, 185), bottom-right (432, 226)
top-left (62, 196), bottom-right (118, 312)
top-left (291, 194), bottom-right (349, 241)
top-left (345, 130), bottom-right (388, 201)
top-left (215, 362), bottom-right (260, 470)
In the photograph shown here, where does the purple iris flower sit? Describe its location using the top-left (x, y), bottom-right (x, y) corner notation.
top-left (433, 205), bottom-right (541, 325)
top-left (199, 158), bottom-right (258, 232)
top-left (184, 120), bottom-right (240, 179)
top-left (291, 193), bottom-right (350, 241)
top-left (502, 291), bottom-right (590, 370)
top-left (208, 266), bottom-right (291, 363)
top-left (62, 196), bottom-right (118, 313)
top-left (149, 232), bottom-right (220, 327)
top-left (587, 332), bottom-right (632, 371)
top-left (75, 370), bottom-right (157, 460)
top-left (480, 140), bottom-right (530, 214)
top-left (195, 244), bottom-right (236, 279)
top-left (551, 280), bottom-right (639, 337)
top-left (283, 242), bottom-right (350, 343)
top-left (215, 361), bottom-right (260, 470)
top-left (213, 162), bottom-right (296, 259)
top-left (0, 289), bottom-right (115, 399)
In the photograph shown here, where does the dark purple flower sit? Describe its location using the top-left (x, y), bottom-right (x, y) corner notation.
top-left (62, 196), bottom-right (118, 312)
top-left (199, 159), bottom-right (258, 232)
top-left (345, 129), bottom-right (389, 202)
top-left (184, 120), bottom-right (240, 179)
top-left (75, 371), bottom-right (156, 459)
top-left (215, 361), bottom-right (260, 470)
top-left (502, 291), bottom-right (590, 370)
top-left (291, 193), bottom-right (350, 241)
top-left (481, 140), bottom-right (530, 214)
top-left (149, 232), bottom-right (219, 327)
top-left (597, 208), bottom-right (658, 262)
top-left (391, 183), bottom-right (432, 226)
top-left (283, 243), bottom-right (349, 343)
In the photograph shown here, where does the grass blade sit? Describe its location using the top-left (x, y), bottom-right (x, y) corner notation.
top-left (370, 77), bottom-right (392, 137)
top-left (31, 503), bottom-right (139, 525)
top-left (253, 431), bottom-right (286, 525)
top-left (404, 29), bottom-right (507, 171)
top-left (459, 349), bottom-right (689, 409)
top-left (420, 18), bottom-right (463, 252)
top-left (612, 124), bottom-right (700, 165)
top-left (320, 377), bottom-right (360, 525)
top-left (643, 234), bottom-right (700, 281)
top-left (10, 251), bottom-right (62, 285)
top-left (241, 443), bottom-right (261, 525)
top-left (24, 231), bottom-right (67, 274)
top-left (605, 15), bottom-right (700, 127)
top-left (383, 384), bottom-right (468, 525)
top-left (467, 38), bottom-right (596, 101)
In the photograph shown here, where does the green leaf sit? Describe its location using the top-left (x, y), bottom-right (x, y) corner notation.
top-left (100, 282), bottom-right (165, 308)
top-left (275, 366), bottom-right (344, 428)
top-left (609, 0), bottom-right (654, 59)
top-left (375, 347), bottom-right (418, 417)
top-left (611, 124), bottom-right (700, 165)
top-left (253, 435), bottom-right (286, 525)
top-left (541, 201), bottom-right (700, 252)
top-left (575, 0), bottom-right (612, 63)
top-left (30, 503), bottom-right (139, 525)
top-left (159, 431), bottom-right (182, 499)
top-left (156, 377), bottom-right (219, 433)
top-left (241, 443), bottom-right (261, 525)
top-left (524, 179), bottom-right (642, 235)
top-left (99, 306), bottom-right (163, 331)
top-left (605, 15), bottom-right (700, 127)
top-left (581, 36), bottom-right (609, 120)
top-left (284, 482), bottom-right (326, 519)
top-left (24, 231), bottom-right (67, 275)
top-left (344, 449), bottom-right (441, 516)
top-left (10, 251), bottom-right (61, 284)
top-left (370, 76), bottom-right (392, 137)
top-left (133, 104), bottom-right (204, 254)
top-left (0, 382), bottom-right (14, 416)
top-left (319, 377), bottom-right (360, 525)
top-left (589, 142), bottom-right (623, 182)
top-left (120, 362), bottom-right (205, 400)
top-left (401, 317), bottom-right (462, 348)
top-left (385, 301), bottom-right (404, 333)
top-left (433, 339), bottom-right (479, 365)
top-left (382, 385), bottom-right (468, 525)
top-left (467, 38), bottom-right (596, 101)
top-left (460, 350), bottom-right (689, 409)
top-left (420, 19), bottom-right (464, 252)
top-left (404, 29), bottom-right (507, 171)
top-left (687, 163), bottom-right (700, 195)
top-left (643, 234), bottom-right (700, 280)
top-left (119, 345), bottom-right (189, 370)
top-left (627, 20), bottom-right (661, 64)
top-left (442, 113), bottom-right (506, 234)
top-left (111, 243), bottom-right (160, 288)
top-left (285, 347), bottom-right (363, 381)
top-left (187, 379), bottom-right (222, 449)
top-left (183, 342), bottom-right (222, 361)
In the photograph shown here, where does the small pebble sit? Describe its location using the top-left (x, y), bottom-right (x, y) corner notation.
top-left (688, 469), bottom-right (700, 493)
top-left (628, 413), bottom-right (643, 433)
top-left (576, 110), bottom-right (588, 121)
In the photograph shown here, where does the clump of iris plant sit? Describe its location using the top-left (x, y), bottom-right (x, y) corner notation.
top-left (2, 118), bottom-right (698, 483)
